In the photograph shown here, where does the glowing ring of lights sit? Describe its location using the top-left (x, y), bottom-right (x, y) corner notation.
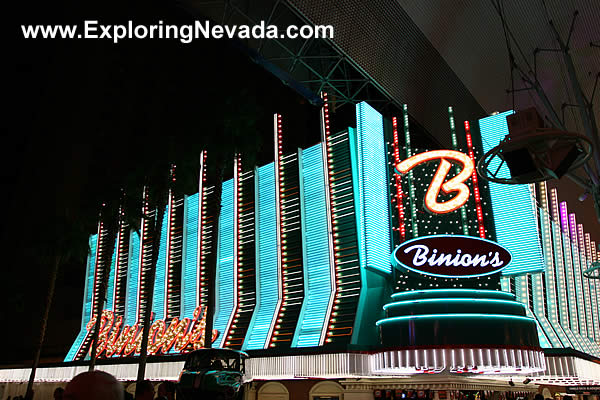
top-left (477, 130), bottom-right (593, 184)
top-left (583, 261), bottom-right (600, 280)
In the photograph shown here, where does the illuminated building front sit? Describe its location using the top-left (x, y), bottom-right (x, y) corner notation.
top-left (2, 101), bottom-right (599, 398)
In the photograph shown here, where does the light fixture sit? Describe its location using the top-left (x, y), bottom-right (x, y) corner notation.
top-left (509, 379), bottom-right (515, 387)
top-left (523, 378), bottom-right (531, 384)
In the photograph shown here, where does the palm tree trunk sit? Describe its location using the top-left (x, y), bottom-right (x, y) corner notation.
top-left (26, 254), bottom-right (61, 399)
top-left (203, 161), bottom-right (225, 349)
top-left (136, 196), bottom-right (167, 385)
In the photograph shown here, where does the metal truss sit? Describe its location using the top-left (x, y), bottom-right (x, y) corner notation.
top-left (181, 0), bottom-right (397, 114)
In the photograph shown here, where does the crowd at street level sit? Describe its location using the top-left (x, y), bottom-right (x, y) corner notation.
top-left (8, 371), bottom-right (175, 400)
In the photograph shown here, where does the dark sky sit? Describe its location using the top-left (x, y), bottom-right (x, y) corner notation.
top-left (5, 0), bottom-right (329, 364)
top-left (5, 0), bottom-right (599, 366)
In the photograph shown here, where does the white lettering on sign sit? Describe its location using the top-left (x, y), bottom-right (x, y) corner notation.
top-left (403, 244), bottom-right (504, 269)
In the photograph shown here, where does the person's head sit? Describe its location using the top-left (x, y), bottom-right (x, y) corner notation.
top-left (534, 394), bottom-right (544, 400)
top-left (54, 387), bottom-right (65, 399)
top-left (157, 381), bottom-right (176, 399)
top-left (64, 371), bottom-right (124, 400)
top-left (135, 380), bottom-right (154, 400)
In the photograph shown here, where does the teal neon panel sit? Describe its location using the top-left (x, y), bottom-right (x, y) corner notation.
top-left (105, 235), bottom-right (118, 311)
top-left (478, 112), bottom-right (545, 275)
top-left (293, 144), bottom-right (332, 347)
top-left (65, 234), bottom-right (98, 361)
top-left (355, 102), bottom-right (392, 273)
top-left (152, 206), bottom-right (169, 321)
top-left (214, 180), bottom-right (236, 348)
top-left (181, 193), bottom-right (200, 318)
top-left (125, 231), bottom-right (141, 326)
top-left (244, 163), bottom-right (279, 350)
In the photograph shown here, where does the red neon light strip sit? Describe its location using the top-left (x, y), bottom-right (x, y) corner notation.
top-left (464, 121), bottom-right (486, 238)
top-left (392, 117), bottom-right (406, 242)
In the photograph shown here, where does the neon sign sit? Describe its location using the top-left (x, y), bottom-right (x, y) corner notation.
top-left (83, 306), bottom-right (219, 358)
top-left (395, 150), bottom-right (473, 214)
top-left (391, 235), bottom-right (511, 278)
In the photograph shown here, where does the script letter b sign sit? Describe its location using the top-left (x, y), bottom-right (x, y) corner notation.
top-left (396, 150), bottom-right (474, 214)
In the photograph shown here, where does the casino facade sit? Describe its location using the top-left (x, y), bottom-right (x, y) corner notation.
top-left (2, 100), bottom-right (599, 399)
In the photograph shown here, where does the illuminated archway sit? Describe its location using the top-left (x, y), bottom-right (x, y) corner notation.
top-left (309, 380), bottom-right (344, 400)
top-left (258, 381), bottom-right (289, 400)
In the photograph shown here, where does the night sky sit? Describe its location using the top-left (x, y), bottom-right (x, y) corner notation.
top-left (6, 0), bottom-right (599, 366)
top-left (5, 0), bottom-right (330, 365)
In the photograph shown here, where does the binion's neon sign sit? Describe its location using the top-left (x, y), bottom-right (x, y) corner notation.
top-left (392, 235), bottom-right (512, 278)
top-left (396, 150), bottom-right (474, 214)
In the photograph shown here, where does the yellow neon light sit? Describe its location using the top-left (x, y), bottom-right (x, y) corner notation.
top-left (396, 150), bottom-right (473, 214)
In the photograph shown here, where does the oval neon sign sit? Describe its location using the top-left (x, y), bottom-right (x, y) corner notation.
top-left (391, 235), bottom-right (511, 278)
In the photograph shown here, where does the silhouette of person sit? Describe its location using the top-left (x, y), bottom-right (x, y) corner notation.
top-left (54, 387), bottom-right (65, 400)
top-left (63, 371), bottom-right (124, 400)
top-left (157, 381), bottom-right (176, 400)
top-left (135, 380), bottom-right (155, 400)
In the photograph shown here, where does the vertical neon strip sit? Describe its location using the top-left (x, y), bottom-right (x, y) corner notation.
top-left (65, 235), bottom-right (99, 361)
top-left (585, 232), bottom-right (600, 342)
top-left (165, 165), bottom-right (177, 319)
top-left (152, 204), bottom-right (169, 321)
top-left (224, 156), bottom-right (241, 346)
top-left (550, 190), bottom-right (570, 329)
top-left (568, 213), bottom-right (587, 338)
top-left (560, 202), bottom-right (580, 335)
top-left (392, 117), bottom-right (406, 242)
top-left (356, 102), bottom-right (392, 273)
top-left (213, 178), bottom-right (235, 348)
top-left (448, 107), bottom-right (468, 235)
top-left (198, 151), bottom-right (208, 309)
top-left (319, 93), bottom-right (337, 345)
top-left (403, 105), bottom-right (418, 238)
top-left (126, 231), bottom-right (140, 326)
top-left (106, 232), bottom-right (119, 312)
top-left (464, 121), bottom-right (486, 238)
top-left (244, 163), bottom-right (278, 350)
top-left (532, 272), bottom-right (561, 347)
top-left (91, 221), bottom-right (103, 320)
top-left (136, 188), bottom-right (148, 322)
top-left (585, 233), bottom-right (592, 262)
top-left (165, 189), bottom-right (173, 318)
top-left (267, 114), bottom-right (284, 347)
top-left (293, 145), bottom-right (332, 347)
top-left (578, 223), bottom-right (594, 341)
top-left (110, 213), bottom-right (123, 310)
top-left (538, 183), bottom-right (571, 347)
top-left (181, 193), bottom-right (199, 318)
top-left (479, 112), bottom-right (544, 275)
